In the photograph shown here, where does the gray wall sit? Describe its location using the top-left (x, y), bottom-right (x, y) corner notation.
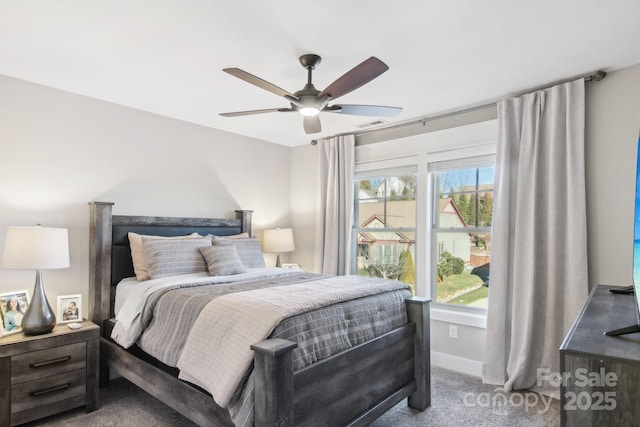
top-left (0, 75), bottom-right (293, 305)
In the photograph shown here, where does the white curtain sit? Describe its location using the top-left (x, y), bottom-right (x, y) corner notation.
top-left (482, 79), bottom-right (589, 398)
top-left (315, 134), bottom-right (355, 275)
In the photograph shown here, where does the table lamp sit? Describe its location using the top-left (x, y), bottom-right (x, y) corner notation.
top-left (262, 227), bottom-right (295, 267)
top-left (1, 225), bottom-right (70, 335)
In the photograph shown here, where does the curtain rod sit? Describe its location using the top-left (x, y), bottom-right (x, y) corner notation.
top-left (310, 70), bottom-right (607, 146)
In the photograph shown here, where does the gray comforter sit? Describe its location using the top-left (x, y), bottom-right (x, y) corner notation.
top-left (124, 271), bottom-right (412, 426)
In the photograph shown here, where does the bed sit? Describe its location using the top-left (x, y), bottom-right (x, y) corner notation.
top-left (88, 201), bottom-right (431, 427)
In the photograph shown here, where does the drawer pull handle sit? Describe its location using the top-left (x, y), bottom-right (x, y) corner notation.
top-left (30, 383), bottom-right (70, 397)
top-left (30, 356), bottom-right (71, 368)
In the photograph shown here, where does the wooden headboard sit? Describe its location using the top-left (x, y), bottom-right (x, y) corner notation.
top-left (88, 202), bottom-right (253, 326)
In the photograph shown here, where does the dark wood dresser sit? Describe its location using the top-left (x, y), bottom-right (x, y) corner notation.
top-left (0, 320), bottom-right (99, 426)
top-left (559, 284), bottom-right (640, 426)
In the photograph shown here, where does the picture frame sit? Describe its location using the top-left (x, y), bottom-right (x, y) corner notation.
top-left (0, 290), bottom-right (30, 336)
top-left (57, 294), bottom-right (82, 324)
top-left (282, 263), bottom-right (301, 270)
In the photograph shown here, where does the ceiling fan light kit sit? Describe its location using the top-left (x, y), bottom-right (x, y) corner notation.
top-left (299, 107), bottom-right (320, 117)
top-left (220, 54), bottom-right (401, 134)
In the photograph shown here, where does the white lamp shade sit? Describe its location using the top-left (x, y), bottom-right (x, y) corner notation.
top-left (262, 228), bottom-right (295, 253)
top-left (1, 226), bottom-right (70, 269)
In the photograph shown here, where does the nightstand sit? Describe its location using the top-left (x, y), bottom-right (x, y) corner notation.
top-left (0, 320), bottom-right (99, 426)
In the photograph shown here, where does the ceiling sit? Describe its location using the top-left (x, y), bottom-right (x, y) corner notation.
top-left (1, 1), bottom-right (639, 147)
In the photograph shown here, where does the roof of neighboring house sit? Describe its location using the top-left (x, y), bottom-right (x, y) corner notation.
top-left (439, 198), bottom-right (468, 227)
top-left (357, 200), bottom-right (415, 229)
top-left (357, 198), bottom-right (466, 229)
top-left (358, 213), bottom-right (414, 244)
top-left (356, 198), bottom-right (471, 245)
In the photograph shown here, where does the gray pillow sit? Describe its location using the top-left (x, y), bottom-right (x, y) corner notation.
top-left (199, 245), bottom-right (247, 276)
top-left (212, 236), bottom-right (266, 268)
top-left (142, 237), bottom-right (211, 279)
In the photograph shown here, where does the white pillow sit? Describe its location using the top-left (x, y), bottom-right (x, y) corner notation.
top-left (128, 232), bottom-right (200, 281)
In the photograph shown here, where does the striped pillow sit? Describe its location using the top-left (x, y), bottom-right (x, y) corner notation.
top-left (129, 232), bottom-right (200, 281)
top-left (212, 236), bottom-right (266, 268)
top-left (142, 237), bottom-right (211, 279)
top-left (199, 245), bottom-right (247, 276)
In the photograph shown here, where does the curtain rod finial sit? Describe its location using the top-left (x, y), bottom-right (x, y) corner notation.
top-left (593, 70), bottom-right (607, 81)
top-left (586, 70), bottom-right (607, 82)
top-left (310, 140), bottom-right (318, 146)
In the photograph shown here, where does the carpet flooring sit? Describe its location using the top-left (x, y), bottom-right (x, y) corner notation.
top-left (22, 366), bottom-right (560, 427)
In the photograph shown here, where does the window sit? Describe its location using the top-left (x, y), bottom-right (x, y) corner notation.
top-left (352, 116), bottom-right (497, 326)
top-left (431, 160), bottom-right (494, 308)
top-left (353, 172), bottom-right (417, 294)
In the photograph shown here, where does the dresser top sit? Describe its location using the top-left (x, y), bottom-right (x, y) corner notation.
top-left (560, 285), bottom-right (640, 364)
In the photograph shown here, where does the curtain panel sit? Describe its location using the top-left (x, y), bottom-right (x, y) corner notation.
top-left (482, 79), bottom-right (589, 398)
top-left (315, 134), bottom-right (355, 275)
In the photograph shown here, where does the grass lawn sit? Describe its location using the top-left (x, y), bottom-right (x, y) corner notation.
top-left (448, 285), bottom-right (488, 305)
top-left (437, 271), bottom-right (484, 303)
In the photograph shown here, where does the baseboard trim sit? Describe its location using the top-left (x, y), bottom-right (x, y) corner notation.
top-left (431, 351), bottom-right (483, 377)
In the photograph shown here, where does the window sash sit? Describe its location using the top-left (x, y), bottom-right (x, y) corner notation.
top-left (430, 161), bottom-right (494, 310)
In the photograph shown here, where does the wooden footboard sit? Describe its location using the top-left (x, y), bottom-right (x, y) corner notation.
top-left (251, 297), bottom-right (430, 427)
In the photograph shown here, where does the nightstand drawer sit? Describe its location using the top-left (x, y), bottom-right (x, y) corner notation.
top-left (11, 368), bottom-right (86, 414)
top-left (11, 341), bottom-right (86, 384)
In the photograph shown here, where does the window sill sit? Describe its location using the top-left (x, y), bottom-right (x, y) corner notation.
top-left (430, 305), bottom-right (487, 328)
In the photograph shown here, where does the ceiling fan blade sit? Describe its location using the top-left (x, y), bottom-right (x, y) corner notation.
top-left (325, 104), bottom-right (402, 117)
top-left (303, 115), bottom-right (321, 134)
top-left (223, 68), bottom-right (295, 98)
top-left (220, 108), bottom-right (294, 117)
top-left (318, 57), bottom-right (389, 100)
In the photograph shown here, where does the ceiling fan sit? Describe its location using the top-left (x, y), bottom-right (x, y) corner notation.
top-left (220, 54), bottom-right (402, 134)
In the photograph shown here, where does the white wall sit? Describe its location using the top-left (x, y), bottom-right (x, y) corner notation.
top-left (0, 75), bottom-right (292, 311)
top-left (585, 63), bottom-right (640, 290)
top-left (290, 143), bottom-right (319, 272)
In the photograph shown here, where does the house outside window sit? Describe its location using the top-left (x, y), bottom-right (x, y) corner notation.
top-left (431, 161), bottom-right (494, 308)
top-left (353, 172), bottom-right (417, 294)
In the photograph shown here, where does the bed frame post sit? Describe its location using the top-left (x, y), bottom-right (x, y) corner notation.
top-left (89, 201), bottom-right (115, 388)
top-left (406, 296), bottom-right (431, 410)
top-left (235, 210), bottom-right (253, 236)
top-left (251, 338), bottom-right (298, 427)
top-left (89, 201), bottom-right (114, 326)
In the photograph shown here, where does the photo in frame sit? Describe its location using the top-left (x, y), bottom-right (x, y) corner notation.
top-left (0, 290), bottom-right (30, 336)
top-left (57, 294), bottom-right (82, 324)
top-left (281, 263), bottom-right (301, 270)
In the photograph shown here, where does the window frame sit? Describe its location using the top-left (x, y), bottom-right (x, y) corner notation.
top-left (429, 158), bottom-right (495, 313)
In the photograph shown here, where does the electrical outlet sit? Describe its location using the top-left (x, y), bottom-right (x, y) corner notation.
top-left (449, 325), bottom-right (458, 339)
